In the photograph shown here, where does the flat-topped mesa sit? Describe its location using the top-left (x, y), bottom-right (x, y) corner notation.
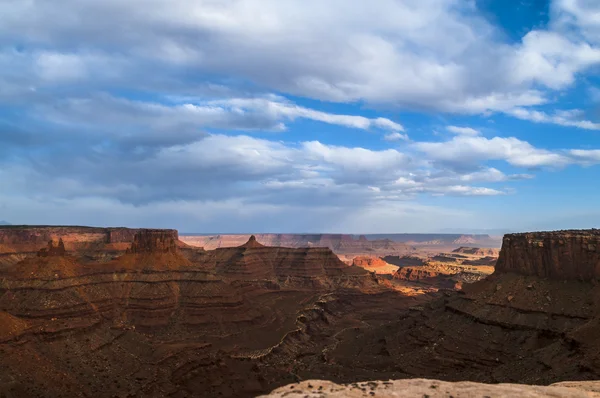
top-left (127, 229), bottom-right (179, 254)
top-left (37, 239), bottom-right (66, 257)
top-left (495, 229), bottom-right (600, 280)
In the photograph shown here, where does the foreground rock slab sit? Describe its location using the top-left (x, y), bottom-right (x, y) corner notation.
top-left (259, 379), bottom-right (600, 397)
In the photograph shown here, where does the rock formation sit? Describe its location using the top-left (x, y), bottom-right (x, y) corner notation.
top-left (3, 227), bottom-right (600, 397)
top-left (260, 379), bottom-right (600, 398)
top-left (0, 227), bottom-right (393, 397)
top-left (495, 230), bottom-right (600, 279)
top-left (180, 233), bottom-right (412, 254)
top-left (127, 229), bottom-right (179, 254)
top-left (0, 226), bottom-right (180, 254)
top-left (453, 246), bottom-right (499, 256)
top-left (351, 256), bottom-right (398, 274)
top-left (307, 229), bottom-right (600, 387)
top-left (37, 239), bottom-right (66, 257)
top-left (393, 266), bottom-right (441, 281)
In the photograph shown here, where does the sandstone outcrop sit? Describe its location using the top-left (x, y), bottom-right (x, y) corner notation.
top-left (453, 246), bottom-right (499, 256)
top-left (260, 379), bottom-right (600, 397)
top-left (127, 229), bottom-right (179, 254)
top-left (351, 256), bottom-right (398, 274)
top-left (0, 226), bottom-right (181, 254)
top-left (37, 239), bottom-right (66, 257)
top-left (197, 236), bottom-right (377, 289)
top-left (495, 230), bottom-right (600, 279)
top-left (393, 266), bottom-right (441, 281)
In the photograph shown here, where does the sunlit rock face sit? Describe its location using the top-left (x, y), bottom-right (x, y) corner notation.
top-left (495, 230), bottom-right (600, 279)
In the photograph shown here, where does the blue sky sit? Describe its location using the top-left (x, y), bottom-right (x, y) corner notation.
top-left (1, 0), bottom-right (600, 233)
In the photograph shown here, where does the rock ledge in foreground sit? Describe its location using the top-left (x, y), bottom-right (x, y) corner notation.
top-left (258, 379), bottom-right (600, 398)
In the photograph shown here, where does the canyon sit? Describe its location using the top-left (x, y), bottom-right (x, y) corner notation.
top-left (179, 233), bottom-right (502, 254)
top-left (0, 226), bottom-right (598, 397)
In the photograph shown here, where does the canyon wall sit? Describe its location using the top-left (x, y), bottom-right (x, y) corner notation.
top-left (180, 233), bottom-right (411, 253)
top-left (0, 226), bottom-right (179, 253)
top-left (495, 230), bottom-right (600, 279)
top-left (181, 233), bottom-right (503, 252)
top-left (127, 229), bottom-right (179, 254)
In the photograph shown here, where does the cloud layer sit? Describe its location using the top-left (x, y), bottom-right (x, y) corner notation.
top-left (1, 0), bottom-right (600, 231)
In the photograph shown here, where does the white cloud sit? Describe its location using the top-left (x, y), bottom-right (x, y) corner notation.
top-left (2, 0), bottom-right (599, 116)
top-left (36, 94), bottom-right (406, 148)
top-left (510, 30), bottom-right (600, 90)
top-left (206, 97), bottom-right (405, 132)
top-left (551, 0), bottom-right (600, 45)
top-left (2, 0), bottom-right (600, 231)
top-left (414, 135), bottom-right (571, 168)
top-left (447, 126), bottom-right (480, 136)
top-left (302, 141), bottom-right (412, 173)
top-left (569, 149), bottom-right (600, 164)
top-left (430, 185), bottom-right (505, 196)
top-left (383, 132), bottom-right (409, 141)
top-left (506, 107), bottom-right (600, 130)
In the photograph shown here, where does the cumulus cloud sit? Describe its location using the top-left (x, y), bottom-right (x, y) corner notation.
top-left (0, 0), bottom-right (598, 116)
top-left (1, 0), bottom-right (600, 230)
top-left (414, 135), bottom-right (571, 169)
top-left (446, 126), bottom-right (480, 136)
top-left (506, 107), bottom-right (600, 130)
top-left (383, 132), bottom-right (409, 141)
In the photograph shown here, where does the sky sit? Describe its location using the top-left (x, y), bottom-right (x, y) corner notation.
top-left (1, 0), bottom-right (600, 234)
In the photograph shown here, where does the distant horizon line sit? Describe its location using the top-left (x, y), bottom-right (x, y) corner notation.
top-left (0, 223), bottom-right (512, 236)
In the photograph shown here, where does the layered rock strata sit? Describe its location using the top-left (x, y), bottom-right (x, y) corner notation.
top-left (180, 234), bottom-right (412, 254)
top-left (0, 232), bottom-right (393, 397)
top-left (495, 230), bottom-right (600, 279)
top-left (127, 229), bottom-right (179, 254)
top-left (0, 226), bottom-right (180, 254)
top-left (304, 230), bottom-right (600, 386)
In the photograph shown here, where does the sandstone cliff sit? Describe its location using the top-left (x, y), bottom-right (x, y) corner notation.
top-left (495, 230), bottom-right (600, 279)
top-left (127, 229), bottom-right (179, 254)
top-left (0, 226), bottom-right (179, 254)
top-left (351, 256), bottom-right (398, 274)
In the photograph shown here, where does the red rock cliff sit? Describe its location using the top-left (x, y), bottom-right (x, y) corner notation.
top-left (0, 226), bottom-right (178, 253)
top-left (494, 230), bottom-right (600, 279)
top-left (128, 229), bottom-right (179, 254)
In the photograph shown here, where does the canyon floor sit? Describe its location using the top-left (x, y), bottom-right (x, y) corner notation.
top-left (1, 227), bottom-right (599, 397)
